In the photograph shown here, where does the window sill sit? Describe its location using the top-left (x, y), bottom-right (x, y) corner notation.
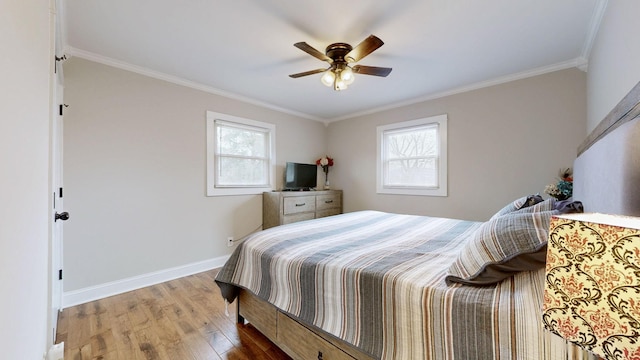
top-left (376, 187), bottom-right (447, 197)
top-left (207, 186), bottom-right (273, 197)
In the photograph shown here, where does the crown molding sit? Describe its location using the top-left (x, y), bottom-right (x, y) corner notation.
top-left (65, 47), bottom-right (323, 122)
top-left (328, 57), bottom-right (587, 123)
top-left (66, 47), bottom-right (589, 125)
top-left (581, 0), bottom-right (609, 61)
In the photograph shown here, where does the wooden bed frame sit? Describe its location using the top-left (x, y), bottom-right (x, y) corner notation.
top-left (236, 289), bottom-right (375, 360)
top-left (235, 289), bottom-right (601, 360)
top-left (234, 81), bottom-right (640, 360)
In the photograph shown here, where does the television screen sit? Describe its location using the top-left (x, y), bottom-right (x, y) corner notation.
top-left (284, 162), bottom-right (317, 190)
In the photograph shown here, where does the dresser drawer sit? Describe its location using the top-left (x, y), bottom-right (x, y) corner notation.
top-left (283, 196), bottom-right (316, 214)
top-left (316, 208), bottom-right (342, 219)
top-left (316, 194), bottom-right (341, 211)
top-left (283, 212), bottom-right (315, 225)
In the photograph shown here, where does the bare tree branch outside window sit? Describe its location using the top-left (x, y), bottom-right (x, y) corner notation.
top-left (376, 114), bottom-right (447, 196)
top-left (216, 124), bottom-right (270, 187)
top-left (384, 125), bottom-right (439, 187)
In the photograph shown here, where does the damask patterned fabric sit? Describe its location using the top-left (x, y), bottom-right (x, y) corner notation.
top-left (543, 214), bottom-right (640, 360)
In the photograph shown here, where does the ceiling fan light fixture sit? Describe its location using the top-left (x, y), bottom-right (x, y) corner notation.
top-left (340, 66), bottom-right (355, 85)
top-left (321, 70), bottom-right (335, 87)
top-left (290, 35), bottom-right (391, 91)
top-left (334, 78), bottom-right (348, 91)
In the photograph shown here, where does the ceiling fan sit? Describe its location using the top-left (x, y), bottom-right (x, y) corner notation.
top-left (289, 35), bottom-right (392, 91)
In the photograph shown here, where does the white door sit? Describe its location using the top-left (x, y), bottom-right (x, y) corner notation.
top-left (50, 0), bottom-right (67, 344)
top-left (51, 79), bottom-right (66, 342)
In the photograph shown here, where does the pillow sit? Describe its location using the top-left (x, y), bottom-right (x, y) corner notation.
top-left (446, 197), bottom-right (583, 286)
top-left (506, 198), bottom-right (556, 214)
top-left (490, 194), bottom-right (544, 220)
top-left (511, 199), bottom-right (584, 215)
top-left (554, 199), bottom-right (584, 214)
top-left (446, 209), bottom-right (558, 286)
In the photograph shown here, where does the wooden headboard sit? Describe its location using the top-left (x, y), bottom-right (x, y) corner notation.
top-left (573, 81), bottom-right (640, 216)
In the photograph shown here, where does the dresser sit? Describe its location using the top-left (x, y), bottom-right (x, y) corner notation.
top-left (263, 190), bottom-right (343, 229)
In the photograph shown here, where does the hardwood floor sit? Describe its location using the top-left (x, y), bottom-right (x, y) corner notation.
top-left (55, 269), bottom-right (291, 360)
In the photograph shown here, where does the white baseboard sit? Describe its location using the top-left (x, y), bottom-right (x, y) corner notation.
top-left (62, 255), bottom-right (230, 308)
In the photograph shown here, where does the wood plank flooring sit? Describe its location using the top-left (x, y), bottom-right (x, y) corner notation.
top-left (55, 269), bottom-right (291, 360)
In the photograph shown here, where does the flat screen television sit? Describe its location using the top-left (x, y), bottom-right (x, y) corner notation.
top-left (284, 162), bottom-right (317, 190)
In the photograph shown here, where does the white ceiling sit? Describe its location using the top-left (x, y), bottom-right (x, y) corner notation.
top-left (62, 0), bottom-right (604, 122)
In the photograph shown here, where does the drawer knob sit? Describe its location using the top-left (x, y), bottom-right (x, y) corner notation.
top-left (324, 200), bottom-right (333, 204)
top-left (295, 203), bottom-right (306, 207)
top-left (318, 351), bottom-right (323, 360)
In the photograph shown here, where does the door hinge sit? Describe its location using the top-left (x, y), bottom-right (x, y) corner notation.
top-left (58, 269), bottom-right (63, 280)
top-left (59, 104), bottom-right (69, 116)
top-left (54, 55), bottom-right (67, 74)
top-left (59, 187), bottom-right (63, 198)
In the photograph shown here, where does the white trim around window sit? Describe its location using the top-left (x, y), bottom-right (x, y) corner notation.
top-left (376, 114), bottom-right (448, 196)
top-left (206, 111), bottom-right (276, 196)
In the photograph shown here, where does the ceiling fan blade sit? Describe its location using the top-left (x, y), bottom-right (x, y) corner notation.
top-left (294, 42), bottom-right (332, 63)
top-left (289, 68), bottom-right (328, 78)
top-left (352, 65), bottom-right (392, 77)
top-left (345, 35), bottom-right (384, 63)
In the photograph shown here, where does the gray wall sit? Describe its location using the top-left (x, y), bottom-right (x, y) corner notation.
top-left (327, 69), bottom-right (587, 221)
top-left (63, 58), bottom-right (327, 291)
top-left (587, 1), bottom-right (640, 132)
top-left (0, 0), bottom-right (52, 358)
top-left (576, 1), bottom-right (640, 216)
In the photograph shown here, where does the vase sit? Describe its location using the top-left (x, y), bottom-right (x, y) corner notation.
top-left (324, 172), bottom-right (330, 190)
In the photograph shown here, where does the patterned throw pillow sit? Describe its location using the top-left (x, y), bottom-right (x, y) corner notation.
top-left (446, 208), bottom-right (558, 286)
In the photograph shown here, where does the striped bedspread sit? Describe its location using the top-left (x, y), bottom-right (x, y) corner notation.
top-left (215, 210), bottom-right (554, 359)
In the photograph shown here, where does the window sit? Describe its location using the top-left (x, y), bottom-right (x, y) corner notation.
top-left (206, 111), bottom-right (275, 196)
top-left (377, 114), bottom-right (447, 196)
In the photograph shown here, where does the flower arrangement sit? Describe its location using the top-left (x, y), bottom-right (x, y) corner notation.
top-left (316, 156), bottom-right (334, 172)
top-left (316, 156), bottom-right (334, 189)
top-left (544, 168), bottom-right (573, 200)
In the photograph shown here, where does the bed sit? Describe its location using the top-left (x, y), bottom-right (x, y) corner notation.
top-left (216, 81), bottom-right (640, 360)
top-left (216, 203), bottom-right (584, 359)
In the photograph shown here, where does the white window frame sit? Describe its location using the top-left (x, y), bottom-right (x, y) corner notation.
top-left (206, 111), bottom-right (276, 196)
top-left (376, 114), bottom-right (448, 196)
